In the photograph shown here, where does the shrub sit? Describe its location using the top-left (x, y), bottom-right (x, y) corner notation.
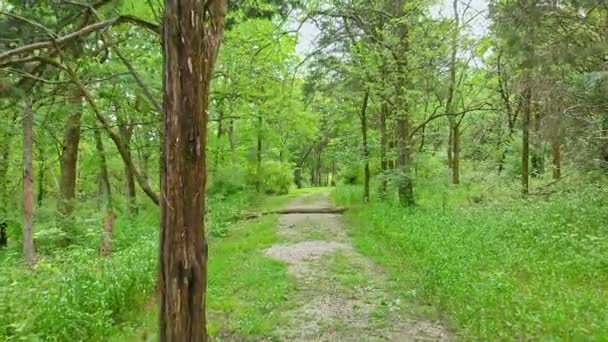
top-left (209, 163), bottom-right (248, 196)
top-left (246, 161), bottom-right (293, 195)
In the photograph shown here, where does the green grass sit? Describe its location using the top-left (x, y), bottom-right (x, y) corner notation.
top-left (332, 183), bottom-right (608, 340)
top-left (110, 193), bottom-right (296, 341)
top-left (0, 191), bottom-right (281, 341)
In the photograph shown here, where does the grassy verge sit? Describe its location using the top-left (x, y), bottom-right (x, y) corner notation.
top-left (110, 192), bottom-right (297, 341)
top-left (0, 191), bottom-right (282, 341)
top-left (332, 184), bottom-right (608, 340)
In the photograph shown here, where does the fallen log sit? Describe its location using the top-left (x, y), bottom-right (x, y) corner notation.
top-left (241, 207), bottom-right (349, 220)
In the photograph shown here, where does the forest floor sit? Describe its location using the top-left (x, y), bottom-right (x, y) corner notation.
top-left (263, 192), bottom-right (450, 341)
top-left (111, 190), bottom-right (451, 341)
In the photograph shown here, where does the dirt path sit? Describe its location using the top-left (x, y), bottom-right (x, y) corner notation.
top-left (264, 192), bottom-right (450, 341)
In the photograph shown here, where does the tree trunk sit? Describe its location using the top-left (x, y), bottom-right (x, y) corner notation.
top-left (118, 117), bottom-right (138, 215)
top-left (360, 91), bottom-right (370, 203)
top-left (447, 127), bottom-right (453, 170)
top-left (228, 118), bottom-right (236, 153)
top-left (256, 116), bottom-right (263, 192)
top-left (388, 135), bottom-right (395, 170)
top-left (600, 113), bottom-right (608, 172)
top-left (446, 0), bottom-right (460, 184)
top-left (22, 97), bottom-right (36, 269)
top-left (36, 151), bottom-right (45, 206)
top-left (451, 123), bottom-right (461, 185)
top-left (58, 87), bottom-right (83, 219)
top-left (396, 118), bottom-right (414, 206)
top-left (379, 103), bottom-right (388, 198)
top-left (531, 109), bottom-right (544, 177)
top-left (94, 126), bottom-right (114, 256)
top-left (295, 168), bottom-right (302, 189)
top-left (124, 147), bottom-right (137, 215)
top-left (522, 86), bottom-right (531, 195)
top-left (159, 0), bottom-right (226, 341)
top-left (551, 137), bottom-right (561, 180)
top-left (1, 121), bottom-right (12, 248)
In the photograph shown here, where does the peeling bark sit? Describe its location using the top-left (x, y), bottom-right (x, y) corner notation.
top-left (159, 0), bottom-right (227, 340)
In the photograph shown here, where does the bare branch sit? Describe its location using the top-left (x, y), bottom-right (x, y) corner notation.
top-left (0, 16), bottom-right (160, 63)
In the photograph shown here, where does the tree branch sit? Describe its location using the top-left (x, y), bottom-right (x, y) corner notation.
top-left (0, 16), bottom-right (160, 63)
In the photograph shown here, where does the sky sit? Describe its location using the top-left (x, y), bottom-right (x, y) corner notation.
top-left (295, 0), bottom-right (490, 56)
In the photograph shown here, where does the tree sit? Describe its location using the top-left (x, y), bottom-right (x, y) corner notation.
top-left (158, 0), bottom-right (227, 340)
top-left (22, 97), bottom-right (36, 269)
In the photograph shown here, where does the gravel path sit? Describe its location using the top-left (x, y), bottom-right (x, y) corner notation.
top-left (264, 192), bottom-right (451, 342)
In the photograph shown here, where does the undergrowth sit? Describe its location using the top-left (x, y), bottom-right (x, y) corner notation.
top-left (0, 191), bottom-right (260, 341)
top-left (333, 181), bottom-right (608, 340)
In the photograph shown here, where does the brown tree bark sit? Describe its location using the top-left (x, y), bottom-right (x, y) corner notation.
top-left (451, 123), bottom-right (461, 185)
top-left (36, 149), bottom-right (46, 206)
top-left (447, 0), bottom-right (461, 185)
top-left (118, 119), bottom-right (137, 215)
top-left (379, 102), bottom-right (388, 198)
top-left (94, 126), bottom-right (115, 256)
top-left (396, 118), bottom-right (414, 206)
top-left (522, 85), bottom-right (531, 195)
top-left (228, 118), bottom-right (236, 153)
top-left (394, 0), bottom-right (414, 206)
top-left (531, 108), bottom-right (544, 177)
top-left (159, 0), bottom-right (227, 341)
top-left (0, 118), bottom-right (12, 248)
top-left (601, 114), bottom-right (608, 172)
top-left (447, 127), bottom-right (453, 170)
top-left (360, 91), bottom-right (370, 203)
top-left (551, 137), bottom-right (561, 180)
top-left (22, 97), bottom-right (36, 269)
top-left (58, 87), bottom-right (83, 219)
top-left (256, 115), bottom-right (263, 192)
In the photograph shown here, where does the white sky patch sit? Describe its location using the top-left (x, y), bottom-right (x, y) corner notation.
top-left (293, 0), bottom-right (490, 57)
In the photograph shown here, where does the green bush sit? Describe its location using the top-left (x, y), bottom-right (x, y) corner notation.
top-left (209, 164), bottom-right (248, 196)
top-left (261, 161), bottom-right (293, 195)
top-left (246, 161), bottom-right (293, 195)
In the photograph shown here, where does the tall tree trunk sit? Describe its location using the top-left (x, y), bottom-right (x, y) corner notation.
top-left (379, 103), bottom-right (388, 198)
top-left (1, 120), bottom-right (12, 248)
top-left (388, 134), bottom-right (395, 170)
top-left (394, 0), bottom-right (414, 206)
top-left (36, 150), bottom-right (45, 206)
top-left (396, 118), bottom-right (414, 206)
top-left (600, 113), bottom-right (608, 172)
top-left (94, 127), bottom-right (115, 256)
top-left (256, 116), bottom-right (263, 192)
top-left (447, 127), bottom-right (453, 170)
top-left (124, 146), bottom-right (137, 215)
top-left (159, 0), bottom-right (226, 341)
top-left (58, 87), bottom-right (83, 219)
top-left (22, 97), bottom-right (36, 269)
top-left (228, 118), bottom-right (236, 153)
top-left (447, 0), bottom-right (460, 184)
top-left (551, 136), bottom-right (561, 180)
top-left (522, 85), bottom-right (531, 195)
top-left (315, 150), bottom-right (322, 187)
top-left (531, 109), bottom-right (544, 177)
top-left (118, 117), bottom-right (137, 215)
top-left (452, 123), bottom-right (461, 185)
top-left (360, 91), bottom-right (370, 203)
